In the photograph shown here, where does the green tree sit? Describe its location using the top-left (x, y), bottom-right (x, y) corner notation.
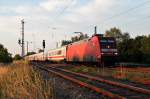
top-left (118, 35), bottom-right (150, 63)
top-left (140, 35), bottom-right (150, 63)
top-left (26, 52), bottom-right (36, 56)
top-left (0, 44), bottom-right (12, 63)
top-left (61, 33), bottom-right (89, 46)
top-left (71, 33), bottom-right (88, 42)
top-left (105, 28), bottom-right (130, 43)
top-left (13, 54), bottom-right (22, 60)
top-left (122, 32), bottom-right (130, 41)
top-left (38, 49), bottom-right (44, 53)
top-left (61, 40), bottom-right (72, 46)
top-left (105, 27), bottom-right (123, 42)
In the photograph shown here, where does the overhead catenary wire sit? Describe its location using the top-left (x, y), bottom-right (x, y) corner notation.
top-left (99, 0), bottom-right (150, 25)
top-left (48, 0), bottom-right (75, 46)
top-left (48, 0), bottom-right (150, 36)
top-left (121, 15), bottom-right (150, 27)
top-left (48, 0), bottom-right (75, 35)
top-left (110, 14), bottom-right (150, 27)
top-left (57, 0), bottom-right (75, 17)
top-left (97, 0), bottom-right (150, 36)
top-left (24, 0), bottom-right (75, 53)
top-left (52, 0), bottom-right (75, 23)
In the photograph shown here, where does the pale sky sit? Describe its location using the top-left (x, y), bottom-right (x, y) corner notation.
top-left (0, 0), bottom-right (150, 55)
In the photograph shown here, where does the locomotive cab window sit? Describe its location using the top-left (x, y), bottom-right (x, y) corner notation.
top-left (107, 40), bottom-right (114, 43)
top-left (100, 40), bottom-right (107, 43)
top-left (100, 38), bottom-right (116, 49)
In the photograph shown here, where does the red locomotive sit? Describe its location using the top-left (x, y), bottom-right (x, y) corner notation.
top-left (26, 34), bottom-right (118, 66)
top-left (67, 34), bottom-right (118, 65)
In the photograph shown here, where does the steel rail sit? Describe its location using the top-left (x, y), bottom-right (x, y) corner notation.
top-left (56, 68), bottom-right (150, 95)
top-left (36, 65), bottom-right (125, 99)
top-left (109, 68), bottom-right (150, 73)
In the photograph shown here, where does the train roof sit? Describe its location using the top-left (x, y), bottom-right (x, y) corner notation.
top-left (27, 52), bottom-right (45, 56)
top-left (47, 34), bottom-right (116, 51)
top-left (68, 34), bottom-right (116, 45)
top-left (47, 45), bottom-right (67, 52)
top-left (68, 38), bottom-right (89, 45)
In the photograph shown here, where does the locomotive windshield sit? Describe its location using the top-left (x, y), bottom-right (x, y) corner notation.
top-left (100, 38), bottom-right (116, 49)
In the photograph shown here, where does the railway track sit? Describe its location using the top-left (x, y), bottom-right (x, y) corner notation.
top-left (34, 63), bottom-right (150, 99)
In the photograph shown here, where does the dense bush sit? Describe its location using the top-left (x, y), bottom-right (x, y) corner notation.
top-left (0, 44), bottom-right (12, 63)
top-left (13, 54), bottom-right (22, 60)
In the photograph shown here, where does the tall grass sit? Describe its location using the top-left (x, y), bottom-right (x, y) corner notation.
top-left (0, 61), bottom-right (53, 99)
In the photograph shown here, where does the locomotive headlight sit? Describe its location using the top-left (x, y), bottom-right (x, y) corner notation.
top-left (114, 52), bottom-right (118, 55)
top-left (101, 53), bottom-right (104, 55)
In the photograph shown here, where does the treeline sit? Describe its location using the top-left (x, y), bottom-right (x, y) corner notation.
top-left (0, 43), bottom-right (39, 63)
top-left (105, 27), bottom-right (150, 63)
top-left (118, 35), bottom-right (150, 63)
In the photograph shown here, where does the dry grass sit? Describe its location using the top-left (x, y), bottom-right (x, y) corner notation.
top-left (0, 67), bottom-right (8, 75)
top-left (0, 61), bottom-right (53, 99)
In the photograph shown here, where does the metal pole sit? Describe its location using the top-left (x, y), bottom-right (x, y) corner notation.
top-left (94, 26), bottom-right (97, 35)
top-left (27, 41), bottom-right (28, 54)
top-left (56, 42), bottom-right (58, 48)
top-left (21, 19), bottom-right (25, 57)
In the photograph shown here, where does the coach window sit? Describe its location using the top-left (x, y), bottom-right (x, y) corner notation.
top-left (58, 50), bottom-right (61, 55)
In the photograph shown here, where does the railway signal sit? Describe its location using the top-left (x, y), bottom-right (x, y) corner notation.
top-left (43, 40), bottom-right (45, 49)
top-left (18, 39), bottom-right (21, 45)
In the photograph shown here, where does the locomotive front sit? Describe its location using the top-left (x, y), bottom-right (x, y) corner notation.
top-left (99, 37), bottom-right (118, 66)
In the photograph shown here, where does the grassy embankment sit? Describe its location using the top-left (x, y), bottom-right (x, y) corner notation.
top-left (68, 66), bottom-right (150, 85)
top-left (0, 61), bottom-right (53, 99)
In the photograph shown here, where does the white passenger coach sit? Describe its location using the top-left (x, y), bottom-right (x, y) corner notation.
top-left (47, 46), bottom-right (67, 62)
